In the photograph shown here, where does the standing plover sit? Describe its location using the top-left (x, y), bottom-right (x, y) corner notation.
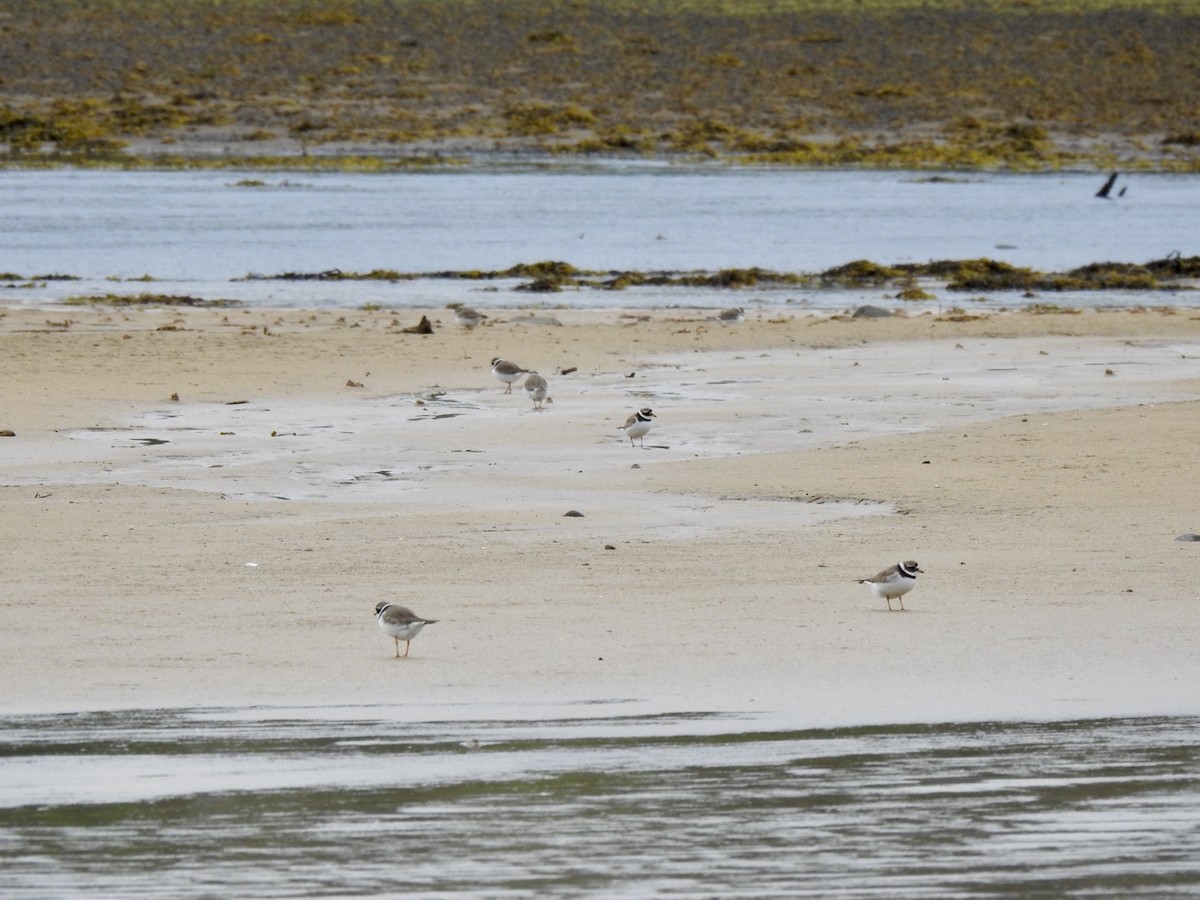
top-left (490, 357), bottom-right (529, 393)
top-left (619, 407), bottom-right (656, 447)
top-left (523, 372), bottom-right (550, 410)
top-left (455, 306), bottom-right (487, 329)
top-left (375, 602), bottom-right (438, 658)
top-left (713, 306), bottom-right (745, 324)
top-left (857, 561), bottom-right (924, 611)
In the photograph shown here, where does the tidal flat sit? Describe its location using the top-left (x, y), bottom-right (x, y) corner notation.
top-left (1, 0), bottom-right (1198, 171)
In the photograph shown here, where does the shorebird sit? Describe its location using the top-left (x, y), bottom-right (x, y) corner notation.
top-left (619, 407), bottom-right (656, 447)
top-left (523, 372), bottom-right (550, 410)
top-left (374, 602), bottom-right (438, 658)
top-left (455, 306), bottom-right (487, 329)
top-left (490, 357), bottom-right (530, 393)
top-left (713, 306), bottom-right (745, 324)
top-left (857, 561), bottom-right (924, 611)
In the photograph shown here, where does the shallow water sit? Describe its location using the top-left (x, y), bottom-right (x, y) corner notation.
top-left (3, 166), bottom-right (1197, 312)
top-left (2, 708), bottom-right (1198, 897)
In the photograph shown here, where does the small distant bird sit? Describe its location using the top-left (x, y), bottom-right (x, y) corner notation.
top-left (374, 602), bottom-right (438, 658)
top-left (619, 407), bottom-right (656, 447)
top-left (1095, 172), bottom-right (1119, 199)
top-left (857, 560), bottom-right (924, 611)
top-left (524, 372), bottom-right (550, 410)
top-left (491, 357), bottom-right (530, 393)
top-left (713, 306), bottom-right (745, 324)
top-left (455, 306), bottom-right (487, 329)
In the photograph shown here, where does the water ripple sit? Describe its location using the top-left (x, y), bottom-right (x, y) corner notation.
top-left (1, 712), bottom-right (1198, 896)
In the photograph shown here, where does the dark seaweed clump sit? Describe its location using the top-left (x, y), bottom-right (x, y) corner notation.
top-left (243, 256), bottom-right (1200, 293)
top-left (62, 293), bottom-right (239, 307)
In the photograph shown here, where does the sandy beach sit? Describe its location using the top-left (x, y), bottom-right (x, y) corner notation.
top-left (2, 304), bottom-right (1199, 726)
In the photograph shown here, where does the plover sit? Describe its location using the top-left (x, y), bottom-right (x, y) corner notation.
top-left (455, 306), bottom-right (487, 329)
top-left (523, 372), bottom-right (550, 410)
top-left (713, 306), bottom-right (745, 324)
top-left (619, 407), bottom-right (656, 447)
top-left (490, 357), bottom-right (530, 393)
top-left (857, 560), bottom-right (924, 611)
top-left (374, 602), bottom-right (438, 658)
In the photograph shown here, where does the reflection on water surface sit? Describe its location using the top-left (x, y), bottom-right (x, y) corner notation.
top-left (2, 709), bottom-right (1198, 897)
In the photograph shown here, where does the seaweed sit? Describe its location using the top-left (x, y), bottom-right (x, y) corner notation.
top-left (1144, 253), bottom-right (1200, 277)
top-left (233, 256), bottom-right (1199, 294)
top-left (821, 260), bottom-right (904, 285)
top-left (244, 269), bottom-right (414, 282)
top-left (0, 1), bottom-right (1196, 171)
top-left (61, 293), bottom-right (239, 307)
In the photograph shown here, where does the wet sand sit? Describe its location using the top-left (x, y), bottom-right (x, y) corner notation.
top-left (2, 304), bottom-right (1199, 726)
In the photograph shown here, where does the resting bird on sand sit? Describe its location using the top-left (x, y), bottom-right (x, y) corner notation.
top-left (857, 560), bottom-right (924, 611)
top-left (374, 602), bottom-right (438, 658)
top-left (524, 372), bottom-right (550, 410)
top-left (619, 407), bottom-right (656, 447)
top-left (455, 306), bottom-right (487, 329)
top-left (713, 306), bottom-right (745, 324)
top-left (490, 357), bottom-right (530, 393)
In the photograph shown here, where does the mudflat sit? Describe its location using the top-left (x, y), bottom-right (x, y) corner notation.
top-left (1, 305), bottom-right (1198, 725)
top-left (2, 1), bottom-right (1197, 169)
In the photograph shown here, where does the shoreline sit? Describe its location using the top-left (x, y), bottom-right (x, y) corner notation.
top-left (1, 306), bottom-right (1199, 725)
top-left (5, 136), bottom-right (1198, 174)
top-left (3, 136), bottom-right (1199, 173)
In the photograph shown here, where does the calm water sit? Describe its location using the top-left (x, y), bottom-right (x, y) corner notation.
top-left (1, 709), bottom-right (1198, 897)
top-left (2, 166), bottom-right (1198, 311)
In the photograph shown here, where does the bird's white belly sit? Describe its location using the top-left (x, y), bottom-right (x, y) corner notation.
top-left (624, 421), bottom-right (651, 438)
top-left (379, 621), bottom-right (425, 641)
top-left (872, 578), bottom-right (914, 599)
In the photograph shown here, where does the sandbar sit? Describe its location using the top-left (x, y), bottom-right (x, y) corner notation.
top-left (1, 304), bottom-right (1198, 727)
